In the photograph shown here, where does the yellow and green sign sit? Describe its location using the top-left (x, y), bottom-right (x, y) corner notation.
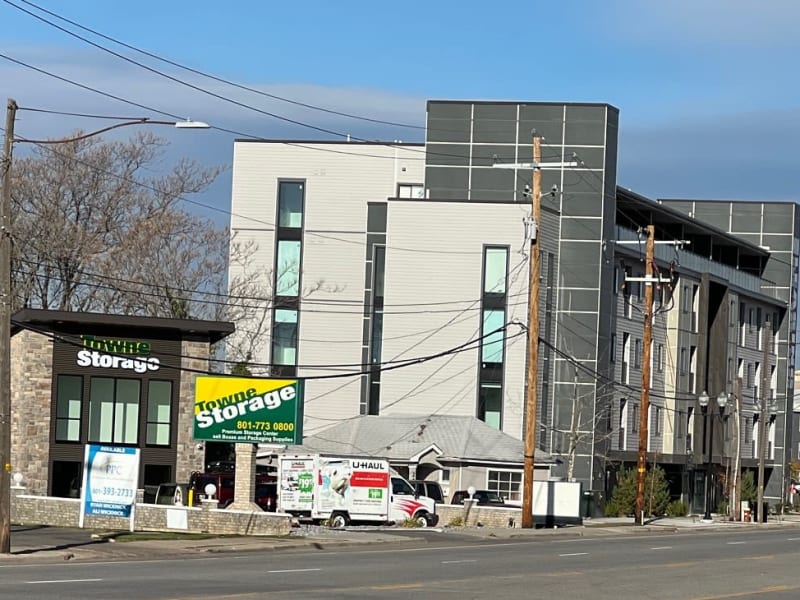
top-left (193, 376), bottom-right (304, 444)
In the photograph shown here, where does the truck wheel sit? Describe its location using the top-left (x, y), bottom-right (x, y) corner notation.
top-left (330, 512), bottom-right (349, 529)
top-left (416, 512), bottom-right (432, 527)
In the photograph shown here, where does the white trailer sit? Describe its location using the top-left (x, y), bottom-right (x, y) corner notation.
top-left (277, 454), bottom-right (438, 527)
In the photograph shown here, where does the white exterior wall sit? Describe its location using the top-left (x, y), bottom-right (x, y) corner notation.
top-left (228, 141), bottom-right (424, 433)
top-left (380, 200), bottom-right (530, 439)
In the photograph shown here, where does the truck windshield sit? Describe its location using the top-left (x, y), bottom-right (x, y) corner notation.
top-left (391, 477), bottom-right (414, 495)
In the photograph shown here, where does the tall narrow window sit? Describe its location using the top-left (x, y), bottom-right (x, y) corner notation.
top-left (689, 346), bottom-right (697, 393)
top-left (477, 246), bottom-right (508, 429)
top-left (773, 312), bottom-right (780, 354)
top-left (740, 302), bottom-right (746, 346)
top-left (55, 375), bottom-right (82, 442)
top-left (367, 244), bottom-right (385, 415)
top-left (757, 308), bottom-right (763, 350)
top-left (680, 347), bottom-right (687, 376)
top-left (691, 284), bottom-right (699, 332)
top-left (146, 380), bottom-right (172, 446)
top-left (272, 180), bottom-right (305, 377)
top-left (634, 338), bottom-right (641, 369)
top-left (610, 333), bottom-right (616, 363)
top-left (657, 344), bottom-right (664, 372)
top-left (619, 398), bottom-right (628, 450)
top-left (622, 333), bottom-right (630, 384)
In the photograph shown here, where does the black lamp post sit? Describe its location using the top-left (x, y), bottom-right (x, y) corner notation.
top-left (699, 390), bottom-right (728, 522)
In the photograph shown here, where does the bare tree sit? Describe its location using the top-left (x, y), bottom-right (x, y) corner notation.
top-left (10, 131), bottom-right (225, 316)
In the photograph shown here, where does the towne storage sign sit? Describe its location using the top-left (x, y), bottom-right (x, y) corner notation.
top-left (193, 376), bottom-right (304, 444)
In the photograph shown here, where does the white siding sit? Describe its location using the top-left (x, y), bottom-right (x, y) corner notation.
top-left (380, 200), bottom-right (530, 439)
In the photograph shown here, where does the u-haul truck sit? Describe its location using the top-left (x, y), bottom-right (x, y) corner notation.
top-left (277, 454), bottom-right (438, 528)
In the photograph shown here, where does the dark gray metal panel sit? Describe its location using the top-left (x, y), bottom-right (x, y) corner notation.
top-left (558, 243), bottom-right (602, 288)
top-left (427, 143), bottom-right (470, 166)
top-left (518, 104), bottom-right (564, 145)
top-left (469, 168), bottom-right (516, 201)
top-left (730, 203), bottom-right (762, 233)
top-left (762, 234), bottom-right (794, 251)
top-left (762, 203), bottom-right (795, 233)
top-left (558, 289), bottom-right (601, 312)
top-left (473, 104), bottom-right (517, 143)
top-left (367, 203), bottom-right (387, 233)
top-left (560, 217), bottom-right (602, 240)
top-left (556, 312), bottom-right (599, 361)
top-left (562, 193), bottom-right (604, 218)
top-left (471, 144), bottom-right (517, 167)
top-left (564, 105), bottom-right (607, 146)
top-left (424, 167), bottom-right (469, 200)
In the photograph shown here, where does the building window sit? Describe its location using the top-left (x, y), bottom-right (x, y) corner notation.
top-left (744, 416), bottom-right (752, 443)
top-left (146, 380), bottom-right (172, 446)
top-left (478, 246), bottom-right (509, 429)
top-left (749, 308), bottom-right (755, 333)
top-left (773, 312), bottom-right (780, 354)
top-left (487, 470), bottom-right (522, 502)
top-left (634, 338), bottom-right (641, 369)
top-left (682, 285), bottom-right (690, 313)
top-left (740, 302), bottom-right (746, 346)
top-left (691, 284), bottom-right (699, 332)
top-left (632, 403), bottom-right (639, 432)
top-left (275, 240), bottom-right (301, 296)
top-left (397, 183), bottom-right (425, 199)
top-left (619, 398), bottom-right (628, 450)
top-left (680, 347), bottom-right (687, 376)
top-left (55, 375), bottom-right (82, 442)
top-left (654, 406), bottom-right (662, 436)
top-left (88, 377), bottom-right (140, 444)
top-left (367, 244), bottom-right (386, 415)
top-left (757, 308), bottom-right (763, 350)
top-left (622, 333), bottom-right (630, 384)
top-left (689, 346), bottom-right (697, 393)
top-left (278, 181), bottom-right (304, 228)
top-left (730, 300), bottom-right (736, 326)
top-left (657, 344), bottom-right (664, 372)
top-left (613, 266), bottom-right (620, 295)
top-left (272, 309), bottom-right (298, 366)
top-left (610, 333), bottom-right (616, 363)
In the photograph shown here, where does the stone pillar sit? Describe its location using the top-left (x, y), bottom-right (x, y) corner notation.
top-left (175, 340), bottom-right (211, 483)
top-left (227, 443), bottom-right (262, 512)
top-left (10, 483), bottom-right (25, 524)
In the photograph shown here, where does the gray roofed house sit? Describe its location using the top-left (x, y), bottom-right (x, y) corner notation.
top-left (258, 415), bottom-right (557, 501)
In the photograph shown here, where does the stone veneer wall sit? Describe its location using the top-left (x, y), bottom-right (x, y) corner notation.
top-left (10, 329), bottom-right (54, 495)
top-left (176, 340), bottom-right (210, 482)
top-left (11, 487), bottom-right (291, 536)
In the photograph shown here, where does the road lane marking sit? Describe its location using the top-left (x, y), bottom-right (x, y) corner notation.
top-left (442, 559), bottom-right (477, 564)
top-left (690, 583), bottom-right (800, 599)
top-left (787, 537), bottom-right (800, 541)
top-left (267, 568), bottom-right (321, 574)
top-left (558, 552), bottom-right (588, 557)
top-left (726, 541), bottom-right (746, 545)
top-left (370, 583), bottom-right (423, 590)
top-left (26, 578), bottom-right (102, 584)
top-left (650, 546), bottom-right (672, 550)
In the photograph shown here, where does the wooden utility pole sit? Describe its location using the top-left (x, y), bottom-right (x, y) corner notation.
top-left (756, 317), bottom-right (770, 524)
top-left (520, 135), bottom-right (542, 529)
top-left (0, 99), bottom-right (17, 554)
top-left (634, 225), bottom-right (655, 525)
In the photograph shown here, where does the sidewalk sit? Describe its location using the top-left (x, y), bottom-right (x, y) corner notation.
top-left (7, 514), bottom-right (800, 562)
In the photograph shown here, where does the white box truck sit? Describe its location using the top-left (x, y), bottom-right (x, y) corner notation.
top-left (277, 454), bottom-right (438, 528)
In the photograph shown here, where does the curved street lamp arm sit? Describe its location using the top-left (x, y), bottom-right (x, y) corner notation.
top-left (16, 119), bottom-right (179, 144)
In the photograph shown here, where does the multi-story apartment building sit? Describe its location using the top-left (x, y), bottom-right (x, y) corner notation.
top-left (228, 100), bottom-right (799, 513)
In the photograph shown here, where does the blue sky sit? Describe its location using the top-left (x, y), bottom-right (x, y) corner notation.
top-left (2, 0), bottom-right (800, 224)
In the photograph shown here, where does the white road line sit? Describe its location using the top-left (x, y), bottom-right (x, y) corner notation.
top-left (788, 537), bottom-right (800, 541)
top-left (26, 579), bottom-right (103, 584)
top-left (727, 541), bottom-right (747, 545)
top-left (650, 546), bottom-right (672, 550)
top-left (267, 568), bottom-right (322, 574)
top-left (442, 559), bottom-right (477, 564)
top-left (559, 552), bottom-right (588, 557)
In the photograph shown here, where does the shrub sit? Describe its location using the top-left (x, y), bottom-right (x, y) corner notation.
top-left (400, 517), bottom-right (421, 528)
top-left (741, 470), bottom-right (757, 504)
top-left (605, 466), bottom-right (670, 517)
top-left (717, 500), bottom-right (729, 516)
top-left (666, 500), bottom-right (687, 517)
top-left (447, 515), bottom-right (465, 527)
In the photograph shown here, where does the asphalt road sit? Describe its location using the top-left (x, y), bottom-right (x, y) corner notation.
top-left (3, 528), bottom-right (800, 599)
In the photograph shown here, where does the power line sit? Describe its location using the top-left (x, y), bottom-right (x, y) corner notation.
top-left (11, 0), bottom-right (427, 132)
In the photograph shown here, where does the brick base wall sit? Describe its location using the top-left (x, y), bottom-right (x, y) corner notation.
top-left (11, 487), bottom-right (291, 536)
top-left (437, 503), bottom-right (522, 528)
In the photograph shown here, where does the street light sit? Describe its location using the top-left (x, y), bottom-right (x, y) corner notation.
top-left (698, 390), bottom-right (729, 523)
top-left (0, 98), bottom-right (208, 554)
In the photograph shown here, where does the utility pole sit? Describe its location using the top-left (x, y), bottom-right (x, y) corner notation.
top-left (732, 377), bottom-right (743, 521)
top-left (634, 225), bottom-right (655, 525)
top-left (757, 317), bottom-right (770, 524)
top-left (520, 135), bottom-right (542, 530)
top-left (0, 98), bottom-right (17, 554)
top-left (492, 136), bottom-right (577, 529)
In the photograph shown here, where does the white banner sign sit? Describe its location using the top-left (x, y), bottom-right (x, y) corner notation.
top-left (79, 444), bottom-right (140, 530)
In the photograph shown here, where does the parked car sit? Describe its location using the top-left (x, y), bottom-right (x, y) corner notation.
top-left (189, 471), bottom-right (275, 510)
top-left (410, 480), bottom-right (445, 504)
top-left (450, 489), bottom-right (509, 506)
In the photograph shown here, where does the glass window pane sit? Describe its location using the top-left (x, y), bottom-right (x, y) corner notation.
top-left (484, 247), bottom-right (508, 294)
top-left (278, 181), bottom-right (304, 228)
top-left (479, 383), bottom-right (502, 429)
top-left (373, 246), bottom-right (386, 297)
top-left (56, 375), bottom-right (82, 418)
top-left (89, 378), bottom-right (115, 442)
top-left (116, 380), bottom-right (140, 444)
top-left (482, 309), bottom-right (505, 363)
top-left (276, 240), bottom-right (301, 296)
top-left (147, 381), bottom-right (172, 422)
top-left (273, 309), bottom-right (298, 366)
top-left (147, 423), bottom-right (170, 446)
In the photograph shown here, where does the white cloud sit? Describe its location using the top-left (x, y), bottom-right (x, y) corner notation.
top-left (603, 0), bottom-right (800, 47)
